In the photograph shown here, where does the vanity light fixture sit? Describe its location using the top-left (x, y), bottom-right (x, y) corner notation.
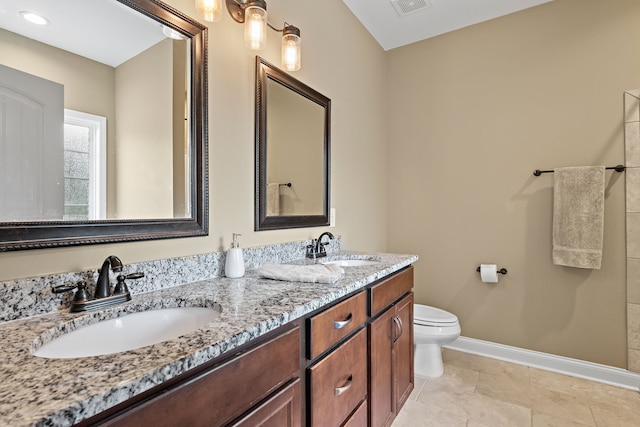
top-left (198, 0), bottom-right (301, 70)
top-left (281, 24), bottom-right (301, 71)
top-left (226, 0), bottom-right (268, 50)
top-left (19, 11), bottom-right (49, 26)
top-left (195, 0), bottom-right (222, 22)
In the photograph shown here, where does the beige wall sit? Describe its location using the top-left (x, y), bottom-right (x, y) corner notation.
top-left (387, 0), bottom-right (640, 368)
top-left (267, 79), bottom-right (325, 216)
top-left (0, 0), bottom-right (388, 280)
top-left (115, 39), bottom-right (174, 219)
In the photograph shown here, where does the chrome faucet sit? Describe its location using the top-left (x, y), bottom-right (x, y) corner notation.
top-left (306, 232), bottom-right (334, 259)
top-left (52, 255), bottom-right (143, 313)
top-left (95, 255), bottom-right (123, 298)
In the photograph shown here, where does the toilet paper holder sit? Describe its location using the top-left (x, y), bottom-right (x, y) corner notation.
top-left (476, 266), bottom-right (508, 275)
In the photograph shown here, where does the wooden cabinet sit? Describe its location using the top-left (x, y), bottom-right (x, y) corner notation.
top-left (96, 325), bottom-right (302, 427)
top-left (83, 266), bottom-right (414, 427)
top-left (307, 291), bottom-right (368, 426)
top-left (368, 267), bottom-right (414, 427)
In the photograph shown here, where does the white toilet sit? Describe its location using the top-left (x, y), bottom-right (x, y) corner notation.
top-left (413, 304), bottom-right (461, 377)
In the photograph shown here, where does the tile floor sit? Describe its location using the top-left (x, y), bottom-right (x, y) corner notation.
top-left (392, 349), bottom-right (640, 427)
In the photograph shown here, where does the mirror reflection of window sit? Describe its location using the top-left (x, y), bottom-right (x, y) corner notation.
top-left (63, 110), bottom-right (106, 221)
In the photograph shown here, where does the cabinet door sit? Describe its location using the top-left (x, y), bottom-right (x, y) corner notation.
top-left (308, 329), bottom-right (367, 426)
top-left (231, 379), bottom-right (301, 427)
top-left (100, 326), bottom-right (300, 427)
top-left (393, 293), bottom-right (414, 413)
top-left (368, 308), bottom-right (395, 427)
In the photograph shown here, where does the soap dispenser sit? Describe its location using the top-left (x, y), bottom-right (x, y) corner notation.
top-left (225, 233), bottom-right (245, 278)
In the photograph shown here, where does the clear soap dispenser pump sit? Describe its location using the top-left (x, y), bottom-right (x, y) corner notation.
top-left (225, 233), bottom-right (245, 278)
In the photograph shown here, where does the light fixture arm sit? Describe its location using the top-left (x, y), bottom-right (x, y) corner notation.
top-left (226, 0), bottom-right (266, 23)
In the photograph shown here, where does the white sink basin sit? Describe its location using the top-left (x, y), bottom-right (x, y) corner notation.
top-left (321, 259), bottom-right (379, 267)
top-left (33, 307), bottom-right (221, 359)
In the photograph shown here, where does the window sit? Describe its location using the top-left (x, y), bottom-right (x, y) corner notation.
top-left (63, 110), bottom-right (106, 220)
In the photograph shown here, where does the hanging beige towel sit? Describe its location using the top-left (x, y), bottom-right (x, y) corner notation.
top-left (552, 166), bottom-right (605, 269)
top-left (267, 183), bottom-right (280, 216)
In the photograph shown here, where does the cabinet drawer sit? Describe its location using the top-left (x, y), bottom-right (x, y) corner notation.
top-left (308, 291), bottom-right (367, 359)
top-left (231, 379), bottom-right (301, 427)
top-left (308, 328), bottom-right (367, 426)
top-left (102, 326), bottom-right (301, 427)
top-left (342, 399), bottom-right (368, 427)
top-left (369, 266), bottom-right (413, 317)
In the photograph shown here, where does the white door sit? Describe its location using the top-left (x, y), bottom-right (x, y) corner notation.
top-left (0, 64), bottom-right (64, 221)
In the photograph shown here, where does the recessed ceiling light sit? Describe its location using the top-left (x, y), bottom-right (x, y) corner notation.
top-left (19, 11), bottom-right (49, 26)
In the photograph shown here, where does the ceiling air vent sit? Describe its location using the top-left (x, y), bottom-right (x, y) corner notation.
top-left (390, 0), bottom-right (432, 17)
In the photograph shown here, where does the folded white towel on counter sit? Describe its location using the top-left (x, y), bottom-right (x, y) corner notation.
top-left (257, 263), bottom-right (344, 284)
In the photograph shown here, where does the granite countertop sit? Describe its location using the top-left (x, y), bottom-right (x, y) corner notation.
top-left (0, 251), bottom-right (417, 426)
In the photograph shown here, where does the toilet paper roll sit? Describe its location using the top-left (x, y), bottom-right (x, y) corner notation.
top-left (480, 264), bottom-right (499, 283)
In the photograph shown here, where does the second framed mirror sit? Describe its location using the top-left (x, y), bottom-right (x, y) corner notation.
top-left (255, 57), bottom-right (331, 230)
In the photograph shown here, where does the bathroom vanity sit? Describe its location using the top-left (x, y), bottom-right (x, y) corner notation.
top-left (0, 252), bottom-right (417, 426)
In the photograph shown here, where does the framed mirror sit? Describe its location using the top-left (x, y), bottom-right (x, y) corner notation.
top-left (0, 0), bottom-right (208, 251)
top-left (255, 57), bottom-right (331, 230)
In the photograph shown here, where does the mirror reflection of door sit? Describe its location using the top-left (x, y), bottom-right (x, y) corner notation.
top-left (0, 64), bottom-right (64, 221)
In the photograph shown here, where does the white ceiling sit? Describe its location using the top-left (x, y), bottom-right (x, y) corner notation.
top-left (0, 0), bottom-right (166, 67)
top-left (342, 0), bottom-right (554, 51)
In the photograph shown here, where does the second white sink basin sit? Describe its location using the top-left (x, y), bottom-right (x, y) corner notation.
top-left (33, 307), bottom-right (220, 359)
top-left (321, 259), bottom-right (379, 267)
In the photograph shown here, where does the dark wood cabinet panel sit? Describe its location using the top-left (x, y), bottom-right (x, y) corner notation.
top-left (231, 379), bottom-right (301, 427)
top-left (308, 328), bottom-right (368, 426)
top-left (100, 326), bottom-right (301, 427)
top-left (308, 291), bottom-right (367, 359)
top-left (368, 268), bottom-right (414, 427)
top-left (343, 399), bottom-right (368, 427)
top-left (394, 294), bottom-right (414, 412)
top-left (368, 308), bottom-right (395, 427)
top-left (369, 267), bottom-right (413, 317)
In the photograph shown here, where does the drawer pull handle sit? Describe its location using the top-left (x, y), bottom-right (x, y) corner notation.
top-left (334, 374), bottom-right (353, 396)
top-left (334, 313), bottom-right (353, 329)
top-left (393, 315), bottom-right (403, 342)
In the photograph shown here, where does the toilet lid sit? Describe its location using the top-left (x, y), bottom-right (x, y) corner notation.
top-left (414, 305), bottom-right (458, 325)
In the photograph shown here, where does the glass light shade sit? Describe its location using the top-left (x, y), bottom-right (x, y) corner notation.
top-left (195, 0), bottom-right (221, 22)
top-left (282, 32), bottom-right (301, 71)
top-left (244, 5), bottom-right (267, 50)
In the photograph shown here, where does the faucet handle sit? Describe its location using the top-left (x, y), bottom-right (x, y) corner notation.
top-left (52, 281), bottom-right (90, 303)
top-left (114, 272), bottom-right (144, 295)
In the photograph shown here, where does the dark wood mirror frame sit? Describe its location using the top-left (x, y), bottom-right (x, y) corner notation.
top-left (0, 0), bottom-right (208, 252)
top-left (255, 57), bottom-right (331, 230)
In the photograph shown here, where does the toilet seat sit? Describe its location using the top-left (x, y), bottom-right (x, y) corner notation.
top-left (414, 305), bottom-right (458, 327)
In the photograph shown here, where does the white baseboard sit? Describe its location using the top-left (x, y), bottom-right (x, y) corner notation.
top-left (444, 336), bottom-right (640, 391)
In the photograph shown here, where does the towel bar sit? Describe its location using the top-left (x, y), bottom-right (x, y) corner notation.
top-left (533, 165), bottom-right (625, 176)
